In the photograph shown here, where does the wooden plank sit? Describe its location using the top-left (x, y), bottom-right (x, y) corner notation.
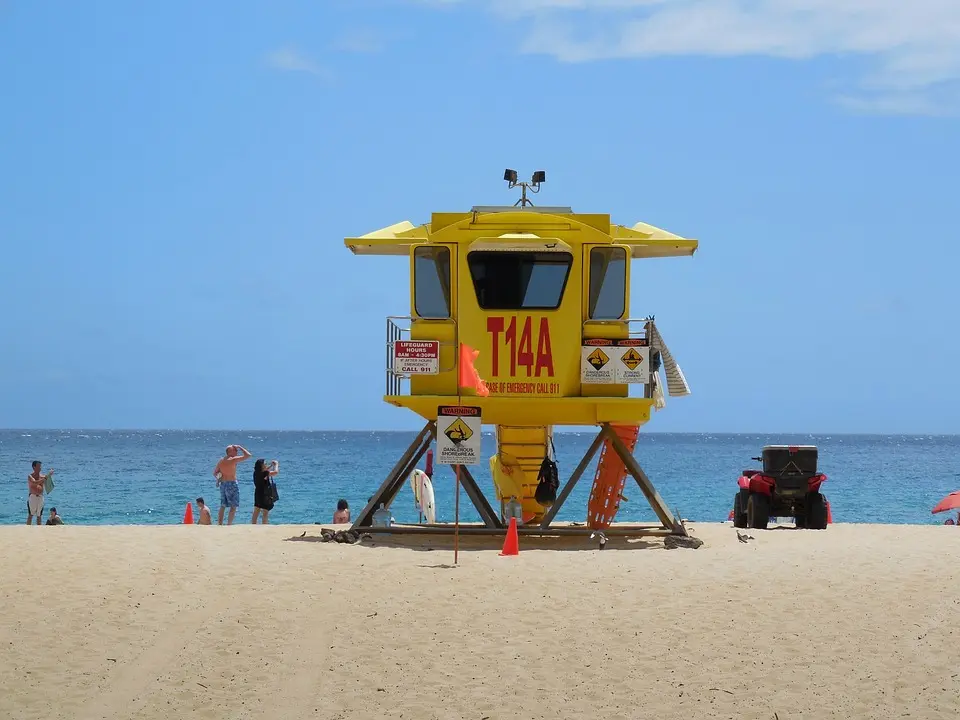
top-left (450, 464), bottom-right (504, 529)
top-left (352, 422), bottom-right (435, 528)
top-left (359, 524), bottom-right (674, 537)
top-left (382, 433), bottom-right (434, 510)
top-left (601, 423), bottom-right (685, 535)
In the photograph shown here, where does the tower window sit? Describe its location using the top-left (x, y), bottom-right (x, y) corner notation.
top-left (467, 251), bottom-right (572, 310)
top-left (414, 246), bottom-right (451, 318)
top-left (588, 246), bottom-right (626, 320)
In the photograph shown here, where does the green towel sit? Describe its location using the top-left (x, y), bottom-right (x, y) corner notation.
top-left (44, 473), bottom-right (55, 494)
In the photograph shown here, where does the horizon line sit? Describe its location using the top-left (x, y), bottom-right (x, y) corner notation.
top-left (2, 427), bottom-right (958, 437)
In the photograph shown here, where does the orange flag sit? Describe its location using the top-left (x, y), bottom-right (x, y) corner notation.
top-left (458, 343), bottom-right (490, 397)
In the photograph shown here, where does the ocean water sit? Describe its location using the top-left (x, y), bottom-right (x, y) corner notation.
top-left (2, 430), bottom-right (958, 526)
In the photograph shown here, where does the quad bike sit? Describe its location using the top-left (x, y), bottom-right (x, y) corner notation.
top-left (731, 445), bottom-right (830, 530)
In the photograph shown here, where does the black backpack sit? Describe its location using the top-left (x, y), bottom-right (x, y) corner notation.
top-left (534, 438), bottom-right (560, 508)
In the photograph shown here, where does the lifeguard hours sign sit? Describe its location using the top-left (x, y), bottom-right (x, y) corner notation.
top-left (436, 405), bottom-right (482, 465)
top-left (393, 340), bottom-right (440, 375)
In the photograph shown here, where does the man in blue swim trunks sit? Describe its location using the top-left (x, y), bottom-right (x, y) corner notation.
top-left (213, 444), bottom-right (251, 525)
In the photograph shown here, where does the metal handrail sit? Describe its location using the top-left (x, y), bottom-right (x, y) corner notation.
top-left (583, 316), bottom-right (653, 339)
top-left (385, 316), bottom-right (458, 395)
top-left (385, 317), bottom-right (407, 396)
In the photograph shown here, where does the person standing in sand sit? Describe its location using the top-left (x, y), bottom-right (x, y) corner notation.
top-left (195, 497), bottom-right (212, 525)
top-left (26, 460), bottom-right (52, 526)
top-left (213, 444), bottom-right (251, 525)
top-left (251, 459), bottom-right (279, 525)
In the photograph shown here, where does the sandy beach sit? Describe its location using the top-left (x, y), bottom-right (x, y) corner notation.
top-left (2, 523), bottom-right (958, 720)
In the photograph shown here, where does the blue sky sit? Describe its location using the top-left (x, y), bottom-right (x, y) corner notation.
top-left (1, 0), bottom-right (958, 433)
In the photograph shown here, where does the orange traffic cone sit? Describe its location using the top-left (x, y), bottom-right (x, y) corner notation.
top-left (183, 502), bottom-right (194, 524)
top-left (499, 516), bottom-right (519, 556)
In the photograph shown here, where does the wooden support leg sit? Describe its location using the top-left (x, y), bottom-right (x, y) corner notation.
top-left (600, 423), bottom-right (686, 535)
top-left (381, 433), bottom-right (434, 510)
top-left (539, 427), bottom-right (606, 529)
top-left (450, 464), bottom-right (503, 529)
top-left (352, 422), bottom-right (435, 529)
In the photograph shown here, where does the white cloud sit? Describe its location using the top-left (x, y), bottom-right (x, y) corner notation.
top-left (332, 28), bottom-right (387, 54)
top-left (432, 0), bottom-right (960, 114)
top-left (834, 92), bottom-right (950, 117)
top-left (266, 47), bottom-right (333, 80)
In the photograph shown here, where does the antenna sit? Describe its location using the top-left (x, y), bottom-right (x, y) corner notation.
top-left (503, 169), bottom-right (546, 207)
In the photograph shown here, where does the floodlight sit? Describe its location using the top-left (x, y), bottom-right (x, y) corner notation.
top-left (503, 168), bottom-right (548, 207)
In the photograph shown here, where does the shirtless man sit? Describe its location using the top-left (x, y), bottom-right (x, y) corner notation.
top-left (213, 444), bottom-right (251, 525)
top-left (195, 497), bottom-right (212, 525)
top-left (26, 461), bottom-right (51, 526)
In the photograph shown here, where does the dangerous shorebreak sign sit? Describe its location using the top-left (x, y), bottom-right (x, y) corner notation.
top-left (580, 339), bottom-right (651, 384)
top-left (436, 405), bottom-right (481, 466)
top-left (393, 340), bottom-right (440, 375)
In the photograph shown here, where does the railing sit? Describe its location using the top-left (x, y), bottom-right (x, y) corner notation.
top-left (385, 316), bottom-right (408, 396)
top-left (583, 316), bottom-right (654, 340)
top-left (385, 316), bottom-right (458, 396)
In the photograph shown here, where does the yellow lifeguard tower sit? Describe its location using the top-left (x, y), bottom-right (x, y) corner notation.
top-left (347, 171), bottom-right (697, 538)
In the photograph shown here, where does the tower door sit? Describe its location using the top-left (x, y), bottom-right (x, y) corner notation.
top-left (585, 244), bottom-right (630, 324)
top-left (581, 244), bottom-right (632, 398)
top-left (409, 243), bottom-right (457, 396)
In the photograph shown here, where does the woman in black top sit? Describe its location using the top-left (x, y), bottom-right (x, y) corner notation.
top-left (252, 458), bottom-right (279, 524)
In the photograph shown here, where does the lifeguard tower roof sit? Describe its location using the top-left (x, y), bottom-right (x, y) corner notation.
top-left (345, 209), bottom-right (697, 259)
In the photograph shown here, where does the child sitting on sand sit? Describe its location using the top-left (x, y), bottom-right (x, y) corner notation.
top-left (333, 499), bottom-right (350, 524)
top-left (195, 497), bottom-right (212, 525)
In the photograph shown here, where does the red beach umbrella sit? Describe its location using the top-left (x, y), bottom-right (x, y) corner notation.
top-left (931, 491), bottom-right (960, 514)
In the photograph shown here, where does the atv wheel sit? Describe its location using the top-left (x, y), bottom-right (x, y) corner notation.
top-left (747, 492), bottom-right (770, 530)
top-left (733, 490), bottom-right (750, 528)
top-left (805, 492), bottom-right (828, 530)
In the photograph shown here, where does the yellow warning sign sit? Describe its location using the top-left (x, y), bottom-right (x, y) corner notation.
top-left (587, 348), bottom-right (609, 370)
top-left (444, 417), bottom-right (473, 445)
top-left (621, 347), bottom-right (644, 371)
